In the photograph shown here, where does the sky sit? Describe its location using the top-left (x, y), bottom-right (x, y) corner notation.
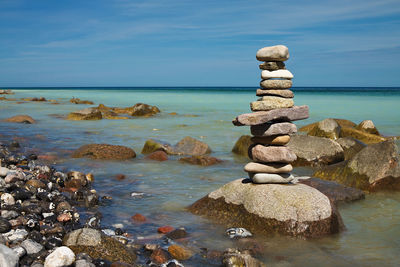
top-left (0, 0), bottom-right (399, 87)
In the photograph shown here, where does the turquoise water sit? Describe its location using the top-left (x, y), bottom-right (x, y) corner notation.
top-left (1, 88), bottom-right (400, 266)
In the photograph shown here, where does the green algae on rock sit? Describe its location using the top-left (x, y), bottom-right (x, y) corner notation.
top-left (71, 144), bottom-right (136, 160)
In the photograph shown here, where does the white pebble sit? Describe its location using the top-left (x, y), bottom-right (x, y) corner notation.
top-left (44, 246), bottom-right (75, 267)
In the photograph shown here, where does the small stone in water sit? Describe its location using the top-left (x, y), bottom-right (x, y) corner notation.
top-left (226, 228), bottom-right (253, 239)
top-left (130, 192), bottom-right (145, 198)
top-left (165, 228), bottom-right (187, 240)
top-left (158, 226), bottom-right (174, 234)
top-left (131, 213), bottom-right (147, 222)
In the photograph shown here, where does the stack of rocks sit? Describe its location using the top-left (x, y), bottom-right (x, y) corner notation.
top-left (233, 45), bottom-right (309, 184)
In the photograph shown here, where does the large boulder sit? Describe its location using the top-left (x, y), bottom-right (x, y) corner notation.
top-left (4, 115), bottom-right (36, 124)
top-left (112, 103), bottom-right (160, 117)
top-left (231, 135), bottom-right (252, 157)
top-left (356, 120), bottom-right (380, 135)
top-left (67, 108), bottom-right (102, 120)
top-left (313, 140), bottom-right (400, 191)
top-left (172, 136), bottom-right (211, 156)
top-left (188, 179), bottom-right (344, 238)
top-left (63, 228), bottom-right (137, 264)
top-left (336, 137), bottom-right (366, 160)
top-left (71, 144), bottom-right (136, 160)
top-left (296, 177), bottom-right (365, 204)
top-left (308, 118), bottom-right (341, 140)
top-left (287, 135), bottom-right (344, 166)
top-left (299, 118), bottom-right (356, 133)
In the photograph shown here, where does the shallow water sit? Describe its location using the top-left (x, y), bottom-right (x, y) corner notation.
top-left (1, 88), bottom-right (400, 266)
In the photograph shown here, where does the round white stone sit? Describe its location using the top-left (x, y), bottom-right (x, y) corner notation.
top-left (44, 246), bottom-right (75, 267)
top-left (261, 69), bottom-right (294, 79)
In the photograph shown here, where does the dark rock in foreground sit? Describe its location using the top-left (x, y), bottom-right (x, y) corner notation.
top-left (71, 144), bottom-right (136, 160)
top-left (188, 179), bottom-right (344, 238)
top-left (297, 177), bottom-right (365, 204)
top-left (313, 140), bottom-right (400, 191)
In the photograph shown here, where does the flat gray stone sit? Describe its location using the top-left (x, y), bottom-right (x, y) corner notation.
top-left (233, 105), bottom-right (309, 126)
top-left (251, 122), bottom-right (297, 136)
top-left (256, 45), bottom-right (289, 61)
top-left (250, 145), bottom-right (297, 163)
top-left (21, 239), bottom-right (43, 255)
top-left (250, 173), bottom-right (294, 184)
top-left (256, 89), bottom-right (294, 98)
top-left (260, 79), bottom-right (292, 89)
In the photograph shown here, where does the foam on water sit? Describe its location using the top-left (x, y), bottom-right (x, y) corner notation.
top-left (1, 88), bottom-right (399, 266)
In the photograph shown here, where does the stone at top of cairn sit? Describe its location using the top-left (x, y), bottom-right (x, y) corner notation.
top-left (233, 44), bottom-right (309, 184)
top-left (256, 45), bottom-right (289, 62)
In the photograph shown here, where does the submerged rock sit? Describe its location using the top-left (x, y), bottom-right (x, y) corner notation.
top-left (4, 115), bottom-right (36, 124)
top-left (67, 108), bottom-right (102, 121)
top-left (287, 135), bottom-right (344, 166)
top-left (141, 139), bottom-right (174, 155)
top-left (179, 155), bottom-right (222, 166)
top-left (71, 144), bottom-right (136, 160)
top-left (313, 140), bottom-right (400, 191)
top-left (188, 179), bottom-right (343, 238)
top-left (70, 98), bottom-right (94, 105)
top-left (222, 248), bottom-right (266, 267)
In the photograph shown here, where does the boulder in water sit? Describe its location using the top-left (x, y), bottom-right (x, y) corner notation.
top-left (71, 144), bottom-right (136, 160)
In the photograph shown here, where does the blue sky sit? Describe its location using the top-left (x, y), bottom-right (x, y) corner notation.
top-left (0, 0), bottom-right (399, 87)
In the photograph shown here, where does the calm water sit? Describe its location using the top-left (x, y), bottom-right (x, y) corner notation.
top-left (1, 87), bottom-right (399, 266)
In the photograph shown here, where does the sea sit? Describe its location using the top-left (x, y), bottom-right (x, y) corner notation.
top-left (1, 87), bottom-right (399, 266)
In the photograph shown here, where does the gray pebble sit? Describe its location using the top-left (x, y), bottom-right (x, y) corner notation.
top-left (21, 238), bottom-right (43, 254)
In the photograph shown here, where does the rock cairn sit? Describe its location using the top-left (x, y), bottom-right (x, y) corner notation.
top-left (233, 45), bottom-right (309, 184)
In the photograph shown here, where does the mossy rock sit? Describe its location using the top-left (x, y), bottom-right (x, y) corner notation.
top-left (299, 118), bottom-right (357, 133)
top-left (339, 127), bottom-right (386, 145)
top-left (232, 135), bottom-right (252, 157)
top-left (141, 139), bottom-right (173, 154)
top-left (67, 108), bottom-right (102, 121)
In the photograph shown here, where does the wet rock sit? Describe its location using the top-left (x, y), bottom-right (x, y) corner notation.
top-left (340, 127), bottom-right (386, 144)
top-left (0, 218), bottom-right (11, 233)
top-left (336, 137), bottom-right (366, 160)
top-left (222, 248), bottom-right (266, 267)
top-left (63, 228), bottom-right (137, 264)
top-left (131, 213), bottom-right (147, 222)
top-left (299, 118), bottom-right (357, 133)
top-left (141, 139), bottom-right (174, 155)
top-left (165, 228), bottom-right (188, 240)
top-left (232, 135), bottom-right (252, 157)
top-left (128, 103), bottom-right (160, 116)
top-left (308, 118), bottom-right (341, 140)
top-left (146, 150), bottom-right (168, 161)
top-left (356, 120), bottom-right (380, 135)
top-left (71, 144), bottom-right (136, 160)
top-left (21, 239), bottom-right (44, 254)
top-left (44, 246), bottom-right (75, 267)
top-left (313, 140), bottom-right (400, 191)
top-left (172, 136), bottom-right (211, 156)
top-left (150, 248), bottom-right (170, 264)
top-left (157, 226), bottom-right (174, 234)
top-left (226, 228), bottom-right (252, 239)
top-left (179, 155), bottom-right (222, 166)
top-left (4, 115), bottom-right (36, 124)
top-left (287, 135), bottom-right (344, 166)
top-left (189, 179), bottom-right (343, 238)
top-left (168, 244), bottom-right (193, 261)
top-left (297, 177), bottom-right (365, 204)
top-left (70, 98), bottom-right (94, 105)
top-left (67, 107), bottom-right (103, 121)
top-left (0, 244), bottom-right (19, 267)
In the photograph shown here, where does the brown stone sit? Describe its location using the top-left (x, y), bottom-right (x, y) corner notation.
top-left (25, 179), bottom-right (46, 189)
top-left (4, 115), bottom-right (36, 124)
top-left (172, 136), bottom-right (211, 156)
top-left (71, 144), bottom-right (136, 160)
top-left (251, 135), bottom-right (290, 145)
top-left (256, 89), bottom-right (294, 98)
top-left (157, 226), bottom-right (174, 234)
top-left (233, 105), bottom-right (309, 126)
top-left (168, 244), bottom-right (193, 261)
top-left (250, 145), bottom-right (297, 163)
top-left (131, 213), bottom-right (147, 222)
top-left (179, 155), bottom-right (222, 166)
top-left (146, 151), bottom-right (168, 161)
top-left (260, 79), bottom-right (292, 89)
top-left (259, 61), bottom-right (285, 71)
top-left (150, 248), bottom-right (169, 264)
top-left (67, 108), bottom-right (102, 121)
top-left (251, 122), bottom-right (297, 137)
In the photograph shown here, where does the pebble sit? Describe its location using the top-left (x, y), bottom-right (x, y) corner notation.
top-left (226, 228), bottom-right (253, 239)
top-left (131, 213), bottom-right (147, 222)
top-left (21, 239), bottom-right (44, 254)
top-left (168, 244), bottom-right (193, 261)
top-left (158, 226), bottom-right (174, 234)
top-left (1, 192), bottom-right (15, 205)
top-left (250, 145), bottom-right (297, 163)
top-left (3, 229), bottom-right (29, 243)
top-left (0, 166), bottom-right (9, 176)
top-left (165, 228), bottom-right (188, 240)
top-left (250, 173), bottom-right (294, 184)
top-left (75, 259), bottom-right (96, 267)
top-left (0, 217), bottom-right (12, 233)
top-left (0, 244), bottom-right (19, 267)
top-left (44, 246), bottom-right (75, 267)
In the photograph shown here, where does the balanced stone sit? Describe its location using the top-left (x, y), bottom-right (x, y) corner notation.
top-left (233, 105), bottom-right (309, 126)
top-left (244, 162), bottom-right (293, 173)
top-left (250, 173), bottom-right (294, 184)
top-left (259, 61), bottom-right (285, 71)
top-left (261, 69), bottom-right (293, 79)
top-left (256, 89), bottom-right (294, 98)
top-left (260, 79), bottom-right (292, 89)
top-left (251, 122), bottom-right (297, 137)
top-left (250, 145), bottom-right (297, 163)
top-left (251, 135), bottom-right (290, 145)
top-left (256, 45), bottom-right (289, 61)
top-left (251, 96), bottom-right (294, 111)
